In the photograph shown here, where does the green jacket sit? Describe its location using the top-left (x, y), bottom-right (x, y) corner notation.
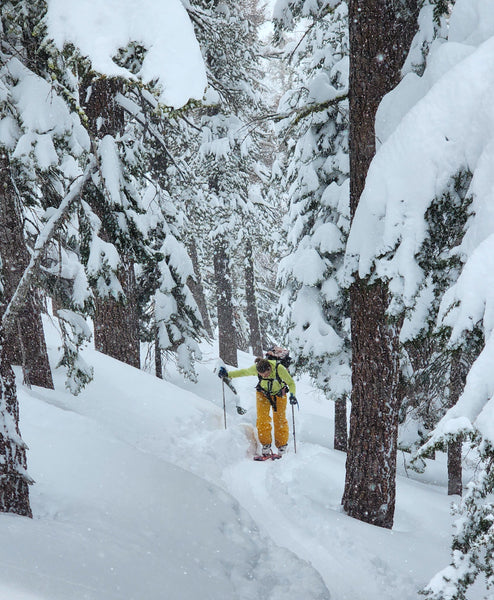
top-left (227, 360), bottom-right (296, 396)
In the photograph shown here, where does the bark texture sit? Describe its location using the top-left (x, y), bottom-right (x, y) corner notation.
top-left (93, 257), bottom-right (140, 369)
top-left (0, 153), bottom-right (53, 389)
top-left (448, 351), bottom-right (464, 496)
top-left (343, 0), bottom-right (419, 528)
top-left (187, 239), bottom-right (213, 338)
top-left (0, 352), bottom-right (32, 517)
top-left (244, 240), bottom-right (263, 357)
top-left (214, 236), bottom-right (238, 367)
top-left (83, 78), bottom-right (140, 368)
top-left (344, 280), bottom-right (400, 527)
top-left (334, 397), bottom-right (347, 452)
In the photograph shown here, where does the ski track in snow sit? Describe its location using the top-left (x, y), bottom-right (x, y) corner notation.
top-left (223, 457), bottom-right (348, 596)
top-left (9, 333), bottom-right (456, 599)
top-left (222, 449), bottom-right (418, 600)
top-left (156, 348), bottom-right (454, 600)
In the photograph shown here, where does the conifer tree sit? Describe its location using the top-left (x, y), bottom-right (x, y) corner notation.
top-left (186, 0), bottom-right (270, 366)
top-left (48, 18), bottom-right (207, 379)
top-left (0, 0), bottom-right (206, 514)
top-left (115, 83), bottom-right (209, 379)
top-left (344, 0), bottom-right (494, 590)
top-left (0, 0), bottom-right (91, 515)
top-left (273, 0), bottom-right (350, 450)
top-left (0, 2), bottom-right (62, 390)
top-left (400, 170), bottom-right (480, 496)
top-left (79, 76), bottom-right (142, 368)
top-left (342, 0), bottom-right (419, 529)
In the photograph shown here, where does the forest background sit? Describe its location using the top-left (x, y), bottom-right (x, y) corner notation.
top-left (1, 0), bottom-right (494, 598)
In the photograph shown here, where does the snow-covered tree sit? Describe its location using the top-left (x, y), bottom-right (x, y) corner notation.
top-left (186, 0), bottom-right (271, 366)
top-left (273, 0), bottom-right (350, 450)
top-left (341, 0), bottom-right (420, 529)
top-left (44, 1), bottom-right (208, 378)
top-left (399, 169), bottom-right (480, 496)
top-left (0, 0), bottom-right (96, 514)
top-left (0, 0), bottom-right (207, 514)
top-left (344, 0), bottom-right (494, 590)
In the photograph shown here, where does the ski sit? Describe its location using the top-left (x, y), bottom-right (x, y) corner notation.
top-left (253, 453), bottom-right (282, 461)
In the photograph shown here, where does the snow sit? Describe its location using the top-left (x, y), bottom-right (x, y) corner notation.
top-left (3, 57), bottom-right (89, 166)
top-left (46, 0), bottom-right (207, 108)
top-left (345, 0), bottom-right (494, 449)
top-left (0, 317), bottom-right (470, 599)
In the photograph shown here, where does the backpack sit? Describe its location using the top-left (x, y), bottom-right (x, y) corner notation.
top-left (265, 346), bottom-right (292, 370)
top-left (257, 347), bottom-right (292, 410)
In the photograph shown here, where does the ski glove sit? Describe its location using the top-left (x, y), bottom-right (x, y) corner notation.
top-left (289, 393), bottom-right (298, 406)
top-left (218, 366), bottom-right (228, 379)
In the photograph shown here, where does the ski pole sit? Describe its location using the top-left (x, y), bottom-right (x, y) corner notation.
top-left (222, 379), bottom-right (227, 429)
top-left (291, 402), bottom-right (297, 453)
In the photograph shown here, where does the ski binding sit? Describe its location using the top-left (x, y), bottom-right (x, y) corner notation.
top-left (253, 453), bottom-right (282, 461)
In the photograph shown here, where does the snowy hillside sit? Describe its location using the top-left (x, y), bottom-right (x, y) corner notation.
top-left (0, 319), bottom-right (464, 599)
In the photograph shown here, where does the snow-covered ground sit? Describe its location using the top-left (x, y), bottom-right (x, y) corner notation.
top-left (0, 318), bottom-right (466, 599)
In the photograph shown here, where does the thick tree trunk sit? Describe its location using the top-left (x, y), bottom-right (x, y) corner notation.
top-left (187, 239), bottom-right (213, 338)
top-left (343, 280), bottom-right (400, 528)
top-left (0, 155), bottom-right (33, 515)
top-left (93, 257), bottom-right (140, 368)
top-left (0, 349), bottom-right (32, 517)
top-left (244, 240), bottom-right (263, 357)
top-left (83, 77), bottom-right (140, 368)
top-left (448, 351), bottom-right (464, 496)
top-left (0, 153), bottom-right (53, 389)
top-left (214, 236), bottom-right (238, 367)
top-left (343, 0), bottom-right (419, 528)
top-left (334, 397), bottom-right (347, 452)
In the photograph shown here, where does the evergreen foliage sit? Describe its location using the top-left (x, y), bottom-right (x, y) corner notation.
top-left (345, 0), bottom-right (494, 591)
top-left (400, 171), bottom-right (479, 454)
top-left (186, 0), bottom-right (275, 357)
top-left (273, 0), bottom-right (350, 399)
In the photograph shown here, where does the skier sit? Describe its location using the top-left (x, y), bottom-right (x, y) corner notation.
top-left (218, 357), bottom-right (297, 457)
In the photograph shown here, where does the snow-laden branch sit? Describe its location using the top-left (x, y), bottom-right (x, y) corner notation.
top-left (249, 92), bottom-right (348, 135)
top-left (115, 93), bottom-right (187, 179)
top-left (2, 158), bottom-right (96, 339)
top-left (46, 0), bottom-right (206, 108)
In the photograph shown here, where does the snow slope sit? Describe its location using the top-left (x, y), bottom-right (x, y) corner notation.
top-left (0, 319), bottom-right (464, 599)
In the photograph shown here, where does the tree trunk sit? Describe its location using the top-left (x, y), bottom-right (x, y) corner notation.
top-left (0, 352), bottom-right (32, 517)
top-left (0, 155), bottom-right (33, 515)
top-left (93, 256), bottom-right (140, 368)
top-left (342, 0), bottom-right (419, 529)
top-left (187, 239), bottom-right (213, 337)
top-left (447, 440), bottom-right (462, 496)
top-left (155, 332), bottom-right (163, 379)
top-left (0, 152), bottom-right (53, 389)
top-left (83, 77), bottom-right (140, 368)
top-left (214, 236), bottom-right (238, 367)
top-left (244, 240), bottom-right (263, 356)
top-left (343, 280), bottom-right (400, 528)
top-left (334, 397), bottom-right (347, 452)
top-left (448, 351), bottom-right (464, 496)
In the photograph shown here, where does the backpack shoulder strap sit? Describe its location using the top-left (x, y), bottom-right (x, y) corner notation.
top-left (275, 361), bottom-right (285, 384)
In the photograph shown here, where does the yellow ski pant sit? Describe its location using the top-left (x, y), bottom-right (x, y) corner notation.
top-left (256, 391), bottom-right (289, 448)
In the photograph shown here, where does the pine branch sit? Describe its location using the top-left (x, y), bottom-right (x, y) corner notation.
top-left (115, 92), bottom-right (188, 180)
top-left (2, 158), bottom-right (96, 339)
top-left (286, 6), bottom-right (334, 64)
top-left (247, 92), bottom-right (348, 133)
